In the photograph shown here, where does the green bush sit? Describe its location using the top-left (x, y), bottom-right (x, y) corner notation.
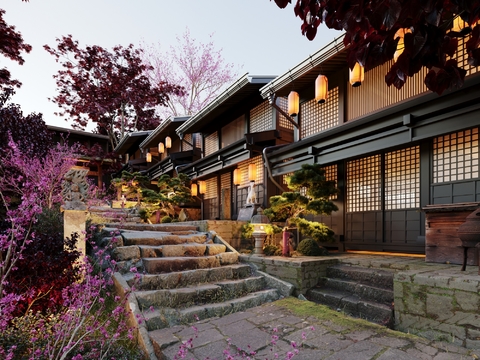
top-left (263, 244), bottom-right (280, 256)
top-left (297, 238), bottom-right (329, 256)
top-left (161, 215), bottom-right (172, 223)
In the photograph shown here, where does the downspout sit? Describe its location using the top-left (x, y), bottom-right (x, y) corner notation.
top-left (262, 144), bottom-right (288, 193)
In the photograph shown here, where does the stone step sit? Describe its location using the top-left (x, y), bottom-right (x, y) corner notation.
top-left (142, 253), bottom-right (239, 274)
top-left (112, 243), bottom-right (227, 261)
top-left (326, 264), bottom-right (394, 290)
top-left (135, 276), bottom-right (266, 309)
top-left (317, 277), bottom-right (393, 305)
top-left (122, 231), bottom-right (210, 246)
top-left (144, 289), bottom-right (280, 331)
top-left (307, 288), bottom-right (394, 328)
top-left (125, 263), bottom-right (252, 290)
top-left (105, 223), bottom-right (198, 233)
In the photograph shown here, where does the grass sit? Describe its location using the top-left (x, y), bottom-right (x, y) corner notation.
top-left (274, 297), bottom-right (422, 341)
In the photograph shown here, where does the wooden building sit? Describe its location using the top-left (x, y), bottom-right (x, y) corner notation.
top-left (259, 34), bottom-right (480, 257)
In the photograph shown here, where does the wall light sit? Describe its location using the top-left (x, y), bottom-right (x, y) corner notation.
top-left (287, 91), bottom-right (299, 117)
top-left (158, 142), bottom-right (165, 154)
top-left (233, 169), bottom-right (241, 186)
top-left (146, 152), bottom-right (152, 162)
top-left (349, 62), bottom-right (364, 87)
top-left (198, 180), bottom-right (206, 195)
top-left (315, 75), bottom-right (328, 104)
top-left (248, 163), bottom-right (257, 182)
top-left (191, 183), bottom-right (198, 197)
top-left (165, 136), bottom-right (172, 149)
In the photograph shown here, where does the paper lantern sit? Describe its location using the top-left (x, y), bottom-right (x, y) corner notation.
top-left (315, 75), bottom-right (328, 104)
top-left (287, 91), bottom-right (299, 117)
top-left (349, 63), bottom-right (364, 87)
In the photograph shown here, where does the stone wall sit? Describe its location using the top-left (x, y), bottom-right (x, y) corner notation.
top-left (394, 268), bottom-right (480, 349)
top-left (240, 255), bottom-right (338, 296)
top-left (185, 220), bottom-right (247, 250)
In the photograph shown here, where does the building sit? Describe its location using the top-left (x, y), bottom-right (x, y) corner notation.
top-left (258, 33), bottom-right (480, 257)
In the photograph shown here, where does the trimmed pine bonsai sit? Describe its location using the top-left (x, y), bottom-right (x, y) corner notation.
top-left (264, 163), bottom-right (338, 244)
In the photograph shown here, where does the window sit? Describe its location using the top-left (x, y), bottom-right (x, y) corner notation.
top-left (433, 128), bottom-right (479, 183)
top-left (347, 155), bottom-right (381, 212)
top-left (301, 87), bottom-right (339, 138)
top-left (204, 131), bottom-right (219, 156)
top-left (250, 100), bottom-right (273, 133)
top-left (385, 146), bottom-right (420, 209)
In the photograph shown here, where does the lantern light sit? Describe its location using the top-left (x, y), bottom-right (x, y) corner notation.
top-left (349, 62), bottom-right (364, 87)
top-left (248, 163), bottom-right (257, 182)
top-left (146, 152), bottom-right (152, 163)
top-left (315, 75), bottom-right (328, 104)
top-left (287, 91), bottom-right (299, 117)
top-left (165, 136), bottom-right (172, 149)
top-left (158, 142), bottom-right (165, 154)
top-left (452, 15), bottom-right (472, 35)
top-left (191, 183), bottom-right (198, 197)
top-left (233, 169), bottom-right (241, 186)
top-left (393, 28), bottom-right (412, 62)
top-left (198, 180), bottom-right (206, 195)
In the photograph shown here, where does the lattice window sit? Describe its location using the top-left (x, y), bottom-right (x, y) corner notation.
top-left (385, 146), bottom-right (420, 209)
top-left (452, 29), bottom-right (479, 77)
top-left (222, 115), bottom-right (245, 148)
top-left (433, 128), bottom-right (479, 183)
top-left (204, 131), bottom-right (218, 157)
top-left (194, 133), bottom-right (202, 149)
top-left (324, 164), bottom-right (338, 200)
top-left (204, 177), bottom-right (217, 200)
top-left (182, 133), bottom-right (193, 151)
top-left (301, 87), bottom-right (339, 138)
top-left (250, 100), bottom-right (273, 133)
top-left (235, 155), bottom-right (264, 187)
top-left (346, 155), bottom-right (381, 212)
top-left (278, 97), bottom-right (294, 130)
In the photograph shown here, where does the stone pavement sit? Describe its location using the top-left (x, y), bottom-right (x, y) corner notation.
top-left (150, 298), bottom-right (480, 360)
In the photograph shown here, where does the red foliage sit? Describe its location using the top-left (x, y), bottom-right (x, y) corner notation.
top-left (272, 0), bottom-right (480, 95)
top-left (3, 210), bottom-right (81, 317)
top-left (44, 35), bottom-right (185, 149)
top-left (0, 90), bottom-right (53, 158)
top-left (0, 8), bottom-right (32, 90)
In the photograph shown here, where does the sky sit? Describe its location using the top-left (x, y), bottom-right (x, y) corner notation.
top-left (2, 0), bottom-right (340, 129)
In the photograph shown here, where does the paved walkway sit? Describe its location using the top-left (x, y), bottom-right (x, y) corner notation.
top-left (150, 298), bottom-right (479, 360)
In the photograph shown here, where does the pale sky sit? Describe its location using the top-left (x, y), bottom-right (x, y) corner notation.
top-left (2, 0), bottom-right (340, 129)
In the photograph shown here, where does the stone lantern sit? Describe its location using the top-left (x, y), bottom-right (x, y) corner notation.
top-left (250, 207), bottom-right (270, 256)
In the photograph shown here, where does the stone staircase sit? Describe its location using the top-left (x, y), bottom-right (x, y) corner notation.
top-left (96, 223), bottom-right (285, 359)
top-left (88, 205), bottom-right (142, 224)
top-left (306, 263), bottom-right (395, 328)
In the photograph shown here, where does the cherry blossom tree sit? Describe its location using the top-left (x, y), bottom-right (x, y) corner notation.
top-left (140, 28), bottom-right (239, 119)
top-left (0, 8), bottom-right (32, 91)
top-left (44, 35), bottom-right (185, 149)
top-left (272, 0), bottom-right (480, 95)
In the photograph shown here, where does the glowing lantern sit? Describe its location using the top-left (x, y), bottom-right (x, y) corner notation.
top-left (315, 75), bottom-right (328, 104)
top-left (158, 142), bottom-right (165, 154)
top-left (288, 91), bottom-right (299, 117)
top-left (349, 62), bottom-right (364, 87)
top-left (191, 183), bottom-right (198, 197)
top-left (165, 136), bottom-right (172, 149)
top-left (393, 28), bottom-right (412, 62)
top-left (248, 163), bottom-right (257, 182)
top-left (233, 169), bottom-right (241, 185)
top-left (198, 180), bottom-right (206, 195)
top-left (146, 152), bottom-right (152, 162)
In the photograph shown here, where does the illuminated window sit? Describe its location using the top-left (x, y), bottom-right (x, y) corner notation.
top-left (433, 128), bottom-right (479, 183)
top-left (347, 155), bottom-right (381, 212)
top-left (301, 87), bottom-right (339, 138)
top-left (385, 146), bottom-right (420, 209)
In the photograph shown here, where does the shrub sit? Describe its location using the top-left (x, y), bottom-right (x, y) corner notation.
top-left (161, 215), bottom-right (172, 223)
top-left (297, 238), bottom-right (329, 256)
top-left (4, 207), bottom-right (81, 317)
top-left (263, 244), bottom-right (280, 256)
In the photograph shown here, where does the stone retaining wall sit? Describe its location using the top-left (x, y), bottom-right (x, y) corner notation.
top-left (240, 255), bottom-right (338, 296)
top-left (185, 220), bottom-right (246, 249)
top-left (394, 268), bottom-right (480, 349)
